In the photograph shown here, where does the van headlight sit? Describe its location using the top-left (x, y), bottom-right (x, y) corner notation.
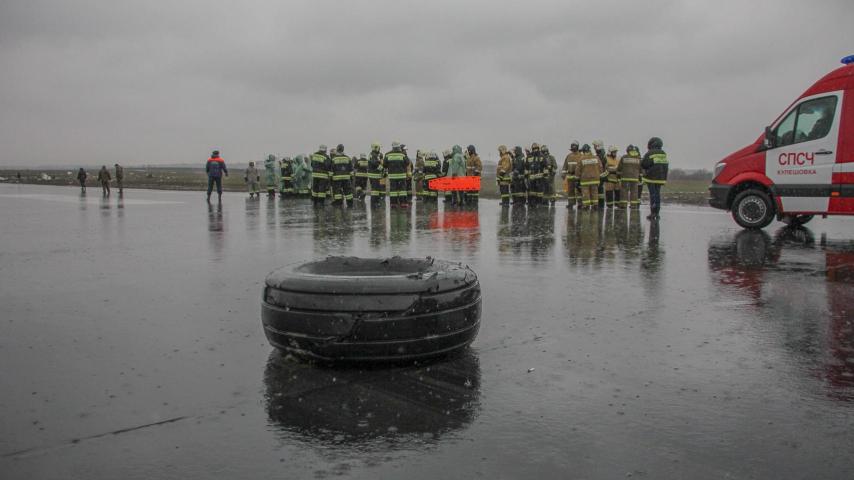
top-left (714, 162), bottom-right (726, 179)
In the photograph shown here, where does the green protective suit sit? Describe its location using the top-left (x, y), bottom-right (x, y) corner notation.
top-left (448, 145), bottom-right (467, 177)
top-left (293, 155), bottom-right (312, 195)
top-left (264, 155), bottom-right (278, 192)
top-left (447, 145), bottom-right (467, 204)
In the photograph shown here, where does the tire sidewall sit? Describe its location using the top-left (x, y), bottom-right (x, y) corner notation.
top-left (732, 189), bottom-right (775, 229)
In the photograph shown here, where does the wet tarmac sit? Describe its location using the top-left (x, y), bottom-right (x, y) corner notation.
top-left (1, 183), bottom-right (853, 479)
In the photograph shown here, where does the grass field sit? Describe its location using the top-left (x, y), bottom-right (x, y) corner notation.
top-left (1, 168), bottom-right (712, 204)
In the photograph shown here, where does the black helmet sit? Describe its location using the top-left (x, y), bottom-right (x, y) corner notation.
top-left (212, 150), bottom-right (220, 156)
top-left (467, 144), bottom-right (476, 155)
top-left (514, 146), bottom-right (524, 157)
top-left (581, 144), bottom-right (591, 152)
top-left (336, 144), bottom-right (344, 153)
top-left (648, 137), bottom-right (663, 149)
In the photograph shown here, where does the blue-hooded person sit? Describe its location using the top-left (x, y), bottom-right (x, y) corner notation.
top-left (206, 150), bottom-right (229, 203)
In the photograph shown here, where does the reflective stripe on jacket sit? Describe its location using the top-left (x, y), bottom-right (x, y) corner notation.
top-left (641, 150), bottom-right (668, 184)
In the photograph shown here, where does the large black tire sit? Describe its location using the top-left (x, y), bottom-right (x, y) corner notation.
top-left (261, 256), bottom-right (481, 362)
top-left (732, 188), bottom-right (775, 229)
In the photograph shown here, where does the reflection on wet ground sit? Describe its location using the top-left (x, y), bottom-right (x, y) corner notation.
top-left (264, 350), bottom-right (480, 452)
top-left (708, 228), bottom-right (854, 401)
top-left (1, 184), bottom-right (853, 479)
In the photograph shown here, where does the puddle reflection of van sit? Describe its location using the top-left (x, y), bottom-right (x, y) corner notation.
top-left (709, 56), bottom-right (854, 228)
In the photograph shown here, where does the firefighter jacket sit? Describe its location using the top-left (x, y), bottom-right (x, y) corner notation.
top-left (423, 154), bottom-right (441, 180)
top-left (616, 153), bottom-right (642, 182)
top-left (385, 149), bottom-right (408, 181)
top-left (368, 151), bottom-right (384, 180)
top-left (280, 158), bottom-right (293, 179)
top-left (526, 151), bottom-right (545, 179)
top-left (641, 148), bottom-right (669, 184)
top-left (605, 155), bottom-right (620, 183)
top-left (310, 151), bottom-right (331, 178)
top-left (355, 156), bottom-right (369, 179)
top-left (331, 152), bottom-right (354, 181)
top-left (497, 148), bottom-right (513, 184)
top-left (576, 153), bottom-right (602, 185)
top-left (562, 152), bottom-right (582, 179)
top-left (466, 153), bottom-right (482, 177)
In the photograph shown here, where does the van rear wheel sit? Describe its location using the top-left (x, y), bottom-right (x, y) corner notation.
top-left (732, 188), bottom-right (775, 229)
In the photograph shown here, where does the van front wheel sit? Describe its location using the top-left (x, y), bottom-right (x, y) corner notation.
top-left (732, 189), bottom-right (775, 229)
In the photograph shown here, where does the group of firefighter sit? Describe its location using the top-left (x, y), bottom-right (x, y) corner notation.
top-left (244, 137), bottom-right (669, 218)
top-left (497, 140), bottom-right (652, 210)
top-left (248, 142), bottom-right (484, 208)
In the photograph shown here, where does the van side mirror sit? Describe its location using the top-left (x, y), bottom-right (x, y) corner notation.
top-left (763, 126), bottom-right (774, 149)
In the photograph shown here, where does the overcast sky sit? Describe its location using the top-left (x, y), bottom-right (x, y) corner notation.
top-left (1, 0), bottom-right (851, 169)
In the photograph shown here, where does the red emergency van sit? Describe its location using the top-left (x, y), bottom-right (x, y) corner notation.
top-left (709, 55), bottom-right (854, 228)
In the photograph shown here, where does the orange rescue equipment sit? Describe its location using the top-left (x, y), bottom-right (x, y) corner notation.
top-left (428, 176), bottom-right (481, 192)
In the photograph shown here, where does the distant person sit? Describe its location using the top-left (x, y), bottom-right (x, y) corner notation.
top-left (292, 155), bottom-right (311, 197)
top-left (97, 165), bottom-right (111, 196)
top-left (542, 145), bottom-right (558, 205)
top-left (114, 163), bottom-right (124, 195)
top-left (264, 154), bottom-right (278, 197)
top-left (465, 145), bottom-right (482, 204)
top-left (279, 156), bottom-right (295, 196)
top-left (641, 137), bottom-right (669, 221)
top-left (562, 141), bottom-right (582, 209)
top-left (244, 161), bottom-right (260, 198)
top-left (368, 144), bottom-right (385, 206)
top-left (77, 168), bottom-right (87, 192)
top-left (511, 146), bottom-right (527, 204)
top-left (575, 144), bottom-right (601, 210)
top-left (604, 146), bottom-right (620, 208)
top-left (496, 145), bottom-right (512, 206)
top-left (384, 142), bottom-right (409, 207)
top-left (330, 144), bottom-right (355, 207)
top-left (617, 145), bottom-right (642, 209)
top-left (441, 149), bottom-right (453, 203)
top-left (448, 145), bottom-right (467, 206)
top-left (205, 150), bottom-right (228, 203)
top-left (16, 172), bottom-right (21, 183)
top-left (353, 153), bottom-right (369, 200)
top-left (310, 145), bottom-right (331, 206)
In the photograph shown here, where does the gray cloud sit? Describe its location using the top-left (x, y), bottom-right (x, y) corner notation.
top-left (1, 0), bottom-right (852, 168)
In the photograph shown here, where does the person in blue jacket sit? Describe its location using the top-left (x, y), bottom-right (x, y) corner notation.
top-left (206, 150), bottom-right (229, 203)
